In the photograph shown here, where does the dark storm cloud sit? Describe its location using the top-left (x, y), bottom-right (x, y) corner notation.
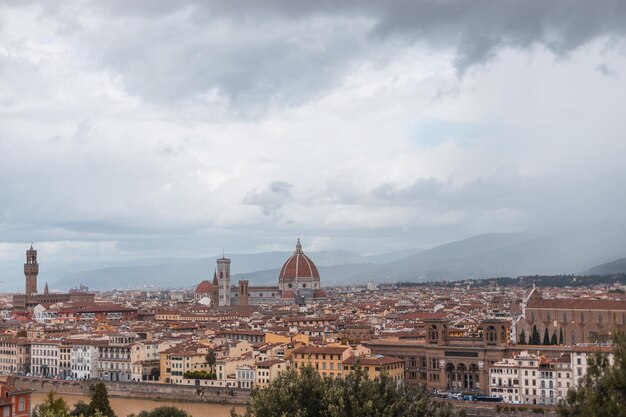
top-left (28, 0), bottom-right (626, 110)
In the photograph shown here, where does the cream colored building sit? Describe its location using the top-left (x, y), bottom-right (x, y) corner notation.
top-left (255, 359), bottom-right (288, 388)
top-left (0, 338), bottom-right (30, 374)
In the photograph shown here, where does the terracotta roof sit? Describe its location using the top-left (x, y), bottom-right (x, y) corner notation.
top-left (279, 240), bottom-right (320, 283)
top-left (527, 299), bottom-right (626, 310)
top-left (195, 280), bottom-right (214, 294)
top-left (343, 355), bottom-right (404, 366)
top-left (256, 359), bottom-right (287, 367)
top-left (313, 289), bottom-right (327, 298)
top-left (293, 345), bottom-right (349, 355)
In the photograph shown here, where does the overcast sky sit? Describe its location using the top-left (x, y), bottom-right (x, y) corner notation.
top-left (1, 0), bottom-right (626, 266)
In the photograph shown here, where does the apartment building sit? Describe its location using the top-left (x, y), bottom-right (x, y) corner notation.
top-left (31, 341), bottom-right (60, 378)
top-left (130, 340), bottom-right (162, 382)
top-left (489, 347), bottom-right (612, 405)
top-left (342, 355), bottom-right (405, 381)
top-left (97, 334), bottom-right (134, 382)
top-left (291, 345), bottom-right (349, 378)
top-left (71, 341), bottom-right (103, 380)
top-left (0, 339), bottom-right (30, 375)
top-left (59, 342), bottom-right (71, 379)
top-left (255, 359), bottom-right (288, 388)
top-left (160, 342), bottom-right (211, 384)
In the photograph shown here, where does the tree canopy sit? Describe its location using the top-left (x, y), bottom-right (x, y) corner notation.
top-left (33, 391), bottom-right (71, 417)
top-left (129, 406), bottom-right (190, 417)
top-left (86, 382), bottom-right (116, 417)
top-left (558, 332), bottom-right (626, 417)
top-left (232, 365), bottom-right (457, 417)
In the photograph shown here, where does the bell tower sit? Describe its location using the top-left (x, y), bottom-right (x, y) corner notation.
top-left (24, 243), bottom-right (39, 295)
top-left (217, 256), bottom-right (231, 307)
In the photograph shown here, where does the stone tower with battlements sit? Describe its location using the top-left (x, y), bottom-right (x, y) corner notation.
top-left (24, 244), bottom-right (39, 295)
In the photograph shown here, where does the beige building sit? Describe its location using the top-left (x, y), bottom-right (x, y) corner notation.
top-left (342, 355), bottom-right (404, 381)
top-left (0, 338), bottom-right (30, 374)
top-left (255, 359), bottom-right (288, 388)
top-left (131, 340), bottom-right (163, 382)
top-left (98, 334), bottom-right (134, 382)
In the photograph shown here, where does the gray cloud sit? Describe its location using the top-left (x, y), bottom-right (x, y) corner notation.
top-left (1, 0), bottom-right (626, 262)
top-left (242, 181), bottom-right (293, 217)
top-left (15, 0), bottom-right (626, 112)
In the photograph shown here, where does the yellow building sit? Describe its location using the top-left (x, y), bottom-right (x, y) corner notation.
top-left (342, 355), bottom-right (405, 381)
top-left (291, 345), bottom-right (350, 378)
top-left (159, 342), bottom-right (210, 384)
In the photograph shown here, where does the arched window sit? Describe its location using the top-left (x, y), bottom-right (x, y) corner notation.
top-left (487, 326), bottom-right (496, 343)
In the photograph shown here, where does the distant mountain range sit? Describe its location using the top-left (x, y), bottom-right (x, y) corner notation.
top-left (586, 258), bottom-right (626, 275)
top-left (49, 249), bottom-right (418, 290)
top-left (4, 220), bottom-right (625, 292)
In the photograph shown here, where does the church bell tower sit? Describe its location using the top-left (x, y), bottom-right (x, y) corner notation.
top-left (25, 244), bottom-right (39, 295)
top-left (217, 256), bottom-right (231, 307)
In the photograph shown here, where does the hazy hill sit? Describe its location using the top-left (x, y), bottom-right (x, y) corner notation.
top-left (51, 249), bottom-right (406, 290)
top-left (44, 220), bottom-right (626, 290)
top-left (586, 258), bottom-right (626, 275)
top-left (353, 221), bottom-right (626, 282)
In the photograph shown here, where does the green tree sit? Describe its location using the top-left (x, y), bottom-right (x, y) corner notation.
top-left (70, 400), bottom-right (89, 416)
top-left (33, 391), bottom-right (70, 417)
top-left (531, 325), bottom-right (541, 345)
top-left (87, 382), bottom-right (116, 417)
top-left (206, 349), bottom-right (217, 367)
top-left (149, 367), bottom-right (160, 381)
top-left (551, 331), bottom-right (558, 345)
top-left (519, 329), bottom-right (527, 344)
top-left (543, 328), bottom-right (550, 345)
top-left (184, 370), bottom-right (216, 380)
top-left (559, 328), bottom-right (564, 345)
top-left (558, 332), bottom-right (626, 417)
top-left (232, 365), bottom-right (456, 417)
top-left (129, 406), bottom-right (190, 417)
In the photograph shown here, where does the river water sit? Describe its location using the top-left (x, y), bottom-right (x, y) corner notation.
top-left (32, 393), bottom-right (244, 417)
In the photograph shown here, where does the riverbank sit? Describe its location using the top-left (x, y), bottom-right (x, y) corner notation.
top-left (31, 393), bottom-right (244, 417)
top-left (6, 376), bottom-right (250, 406)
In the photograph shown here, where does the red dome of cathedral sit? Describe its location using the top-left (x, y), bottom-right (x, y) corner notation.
top-left (279, 239), bottom-right (320, 285)
top-left (195, 280), bottom-right (214, 294)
